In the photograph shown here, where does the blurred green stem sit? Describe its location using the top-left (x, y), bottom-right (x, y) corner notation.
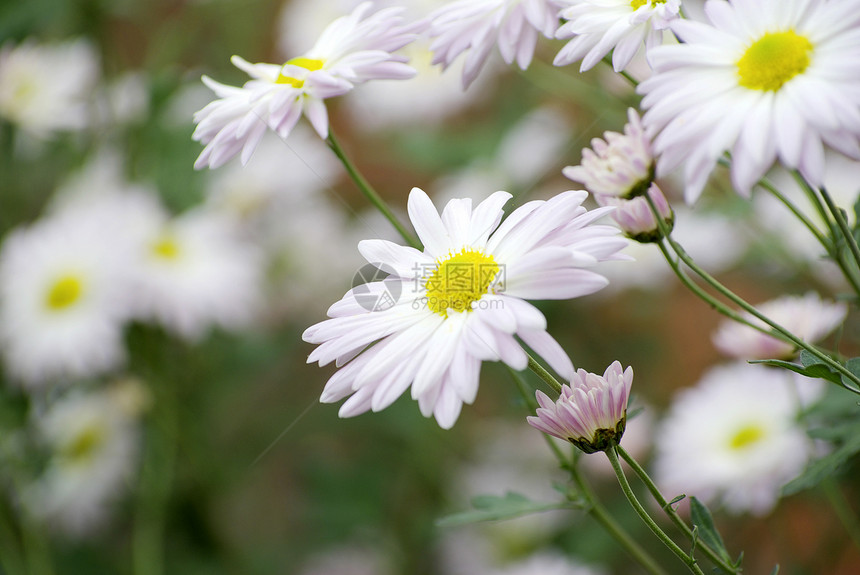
top-left (617, 446), bottom-right (740, 574)
top-left (509, 370), bottom-right (667, 575)
top-left (326, 129), bottom-right (421, 250)
top-left (607, 447), bottom-right (706, 575)
top-left (644, 193), bottom-right (860, 394)
top-left (0, 505), bottom-right (25, 575)
top-left (818, 186), bottom-right (860, 278)
top-left (821, 478), bottom-right (860, 553)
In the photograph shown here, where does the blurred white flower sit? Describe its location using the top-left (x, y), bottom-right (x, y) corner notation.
top-left (654, 362), bottom-right (817, 516)
top-left (23, 387), bottom-right (141, 536)
top-left (133, 209), bottom-right (264, 341)
top-left (427, 0), bottom-right (562, 89)
top-left (554, 0), bottom-right (681, 72)
top-left (193, 2), bottom-right (423, 169)
top-left (298, 544), bottom-right (395, 575)
top-left (94, 71), bottom-right (150, 127)
top-left (0, 38), bottom-right (99, 137)
top-left (493, 552), bottom-right (606, 575)
top-left (639, 0), bottom-right (860, 203)
top-left (712, 292), bottom-right (848, 360)
top-left (0, 214), bottom-right (132, 387)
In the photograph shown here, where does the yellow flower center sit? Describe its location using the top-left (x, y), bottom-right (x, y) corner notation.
top-left (630, 0), bottom-right (666, 9)
top-left (728, 423), bottom-right (766, 450)
top-left (61, 423), bottom-right (106, 465)
top-left (45, 275), bottom-right (84, 311)
top-left (425, 248), bottom-right (499, 317)
top-left (276, 57), bottom-right (325, 88)
top-left (151, 234), bottom-right (181, 260)
top-left (737, 31), bottom-right (813, 92)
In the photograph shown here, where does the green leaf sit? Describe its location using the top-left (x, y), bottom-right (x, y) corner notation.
top-left (435, 492), bottom-right (575, 528)
top-left (689, 497), bottom-right (732, 564)
top-left (782, 433), bottom-right (860, 495)
top-left (751, 358), bottom-right (842, 386)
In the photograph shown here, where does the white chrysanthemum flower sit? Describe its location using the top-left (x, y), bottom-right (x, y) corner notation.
top-left (554, 0), bottom-right (681, 72)
top-left (654, 362), bottom-right (815, 516)
top-left (193, 2), bottom-right (422, 169)
top-left (427, 0), bottom-right (563, 89)
top-left (563, 108), bottom-right (654, 199)
top-left (0, 38), bottom-right (99, 137)
top-left (712, 292), bottom-right (847, 360)
top-left (133, 209), bottom-right (264, 341)
top-left (22, 388), bottom-right (140, 536)
top-left (0, 215), bottom-right (132, 387)
top-left (303, 187), bottom-right (627, 429)
top-left (639, 0), bottom-right (860, 204)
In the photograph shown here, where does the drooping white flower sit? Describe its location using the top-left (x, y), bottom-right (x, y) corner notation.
top-left (712, 292), bottom-right (847, 360)
top-left (563, 108), bottom-right (654, 199)
top-left (193, 2), bottom-right (423, 169)
top-left (0, 38), bottom-right (99, 138)
top-left (303, 187), bottom-right (627, 428)
top-left (639, 0), bottom-right (860, 204)
top-left (554, 0), bottom-right (681, 72)
top-left (654, 362), bottom-right (816, 515)
top-left (0, 214), bottom-right (132, 387)
top-left (527, 361), bottom-right (632, 453)
top-left (132, 208), bottom-right (264, 341)
top-left (427, 0), bottom-right (563, 89)
top-left (22, 386), bottom-right (142, 536)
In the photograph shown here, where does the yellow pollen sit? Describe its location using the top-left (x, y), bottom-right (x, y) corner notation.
top-left (45, 275), bottom-right (84, 311)
top-left (276, 57), bottom-right (325, 88)
top-left (151, 235), bottom-right (180, 260)
top-left (62, 424), bottom-right (105, 464)
top-left (737, 31), bottom-right (813, 92)
top-left (425, 248), bottom-right (499, 317)
top-left (631, 0), bottom-right (665, 9)
top-left (729, 423), bottom-right (766, 450)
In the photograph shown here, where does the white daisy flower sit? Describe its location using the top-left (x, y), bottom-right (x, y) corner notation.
top-left (427, 0), bottom-right (563, 89)
top-left (654, 362), bottom-right (815, 516)
top-left (554, 0), bottom-right (681, 72)
top-left (133, 208), bottom-right (264, 341)
top-left (22, 387), bottom-right (140, 537)
top-left (303, 187), bottom-right (627, 429)
top-left (639, 0), bottom-right (860, 204)
top-left (0, 215), bottom-right (132, 387)
top-left (193, 2), bottom-right (423, 169)
top-left (712, 292), bottom-right (847, 360)
top-left (0, 38), bottom-right (99, 138)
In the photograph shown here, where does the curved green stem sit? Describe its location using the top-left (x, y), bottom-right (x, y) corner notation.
top-left (818, 186), bottom-right (860, 275)
top-left (526, 353), bottom-right (563, 394)
top-left (601, 56), bottom-right (638, 87)
top-left (509, 370), bottom-right (667, 575)
top-left (616, 446), bottom-right (740, 574)
top-left (644, 193), bottom-right (860, 393)
top-left (607, 447), bottom-right (706, 575)
top-left (326, 130), bottom-right (421, 250)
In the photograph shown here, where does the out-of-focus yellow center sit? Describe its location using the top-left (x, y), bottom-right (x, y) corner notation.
top-left (276, 57), bottom-right (325, 88)
top-left (425, 249), bottom-right (499, 317)
top-left (630, 0), bottom-right (666, 9)
top-left (62, 423), bottom-right (106, 465)
top-left (737, 31), bottom-right (812, 91)
top-left (45, 275), bottom-right (84, 311)
top-left (151, 235), bottom-right (181, 260)
top-left (729, 423), bottom-right (766, 450)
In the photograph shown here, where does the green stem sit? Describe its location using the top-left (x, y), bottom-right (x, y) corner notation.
top-left (326, 130), bottom-right (421, 250)
top-left (526, 353), bottom-right (563, 393)
top-left (617, 446), bottom-right (740, 574)
top-left (818, 186), bottom-right (860, 275)
top-left (606, 447), bottom-right (706, 575)
top-left (510, 370), bottom-right (667, 575)
top-left (644, 194), bottom-right (860, 394)
top-left (821, 478), bottom-right (860, 554)
top-left (601, 56), bottom-right (638, 87)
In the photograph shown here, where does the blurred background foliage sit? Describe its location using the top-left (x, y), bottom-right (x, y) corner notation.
top-left (1, 0), bottom-right (860, 574)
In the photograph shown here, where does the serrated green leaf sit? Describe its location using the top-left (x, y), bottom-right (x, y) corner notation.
top-left (752, 358), bottom-right (842, 385)
top-left (782, 434), bottom-right (860, 495)
top-left (435, 492), bottom-right (574, 528)
top-left (689, 497), bottom-right (732, 564)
